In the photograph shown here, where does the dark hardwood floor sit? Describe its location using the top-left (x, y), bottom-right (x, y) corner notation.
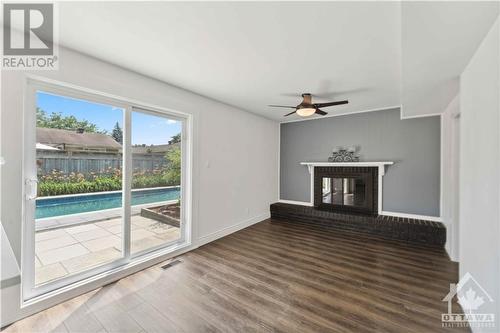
top-left (4, 219), bottom-right (466, 333)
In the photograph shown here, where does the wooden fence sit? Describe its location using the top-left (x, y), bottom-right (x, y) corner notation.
top-left (37, 152), bottom-right (168, 174)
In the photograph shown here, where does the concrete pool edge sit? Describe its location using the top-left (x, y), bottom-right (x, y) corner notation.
top-left (36, 199), bottom-right (179, 232)
top-left (35, 186), bottom-right (180, 220)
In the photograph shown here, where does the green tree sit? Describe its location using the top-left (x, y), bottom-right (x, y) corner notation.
top-left (36, 108), bottom-right (106, 133)
top-left (168, 133), bottom-right (181, 144)
top-left (164, 146), bottom-right (181, 185)
top-left (111, 122), bottom-right (123, 143)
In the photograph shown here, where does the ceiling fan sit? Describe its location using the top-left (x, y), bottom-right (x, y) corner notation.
top-left (268, 93), bottom-right (348, 117)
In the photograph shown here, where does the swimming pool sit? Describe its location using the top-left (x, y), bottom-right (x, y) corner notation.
top-left (36, 187), bottom-right (180, 219)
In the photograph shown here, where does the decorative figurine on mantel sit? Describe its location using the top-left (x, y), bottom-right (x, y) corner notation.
top-left (328, 146), bottom-right (360, 162)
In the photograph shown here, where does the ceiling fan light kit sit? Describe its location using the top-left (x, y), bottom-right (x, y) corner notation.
top-left (268, 93), bottom-right (348, 117)
top-left (296, 108), bottom-right (316, 117)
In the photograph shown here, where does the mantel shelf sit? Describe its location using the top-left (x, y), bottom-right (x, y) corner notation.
top-left (300, 162), bottom-right (394, 175)
top-left (300, 161), bottom-right (394, 168)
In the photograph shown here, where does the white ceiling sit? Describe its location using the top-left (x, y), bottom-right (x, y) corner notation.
top-left (53, 2), bottom-right (498, 121)
top-left (58, 2), bottom-right (401, 120)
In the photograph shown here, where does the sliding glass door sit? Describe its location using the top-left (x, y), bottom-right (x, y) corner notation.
top-left (23, 80), bottom-right (189, 300)
top-left (32, 91), bottom-right (125, 288)
top-left (130, 110), bottom-right (182, 255)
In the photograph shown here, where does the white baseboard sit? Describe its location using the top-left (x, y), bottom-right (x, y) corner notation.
top-left (278, 199), bottom-right (313, 206)
top-left (196, 212), bottom-right (270, 247)
top-left (380, 210), bottom-right (443, 222)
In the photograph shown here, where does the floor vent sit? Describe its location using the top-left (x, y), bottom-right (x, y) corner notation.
top-left (161, 259), bottom-right (182, 270)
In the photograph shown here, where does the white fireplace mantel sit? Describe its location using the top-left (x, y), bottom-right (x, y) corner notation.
top-left (300, 161), bottom-right (394, 174)
top-left (300, 161), bottom-right (394, 214)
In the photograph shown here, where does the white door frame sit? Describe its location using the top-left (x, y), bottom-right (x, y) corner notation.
top-left (22, 77), bottom-right (193, 301)
top-left (450, 112), bottom-right (461, 262)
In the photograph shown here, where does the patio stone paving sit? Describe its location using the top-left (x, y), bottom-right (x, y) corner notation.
top-left (62, 247), bottom-right (122, 274)
top-left (34, 263), bottom-right (68, 285)
top-left (71, 227), bottom-right (113, 242)
top-left (35, 235), bottom-right (78, 252)
top-left (35, 214), bottom-right (180, 285)
top-left (37, 244), bottom-right (90, 266)
top-left (83, 235), bottom-right (121, 252)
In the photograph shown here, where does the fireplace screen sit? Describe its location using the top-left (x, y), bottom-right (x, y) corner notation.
top-left (314, 166), bottom-right (377, 215)
top-left (322, 177), bottom-right (366, 207)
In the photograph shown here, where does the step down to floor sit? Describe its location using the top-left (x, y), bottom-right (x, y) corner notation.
top-left (270, 202), bottom-right (446, 247)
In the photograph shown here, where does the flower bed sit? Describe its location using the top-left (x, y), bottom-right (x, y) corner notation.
top-left (140, 203), bottom-right (180, 227)
top-left (38, 168), bottom-right (179, 197)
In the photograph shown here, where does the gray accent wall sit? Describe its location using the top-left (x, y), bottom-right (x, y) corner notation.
top-left (280, 108), bottom-right (441, 217)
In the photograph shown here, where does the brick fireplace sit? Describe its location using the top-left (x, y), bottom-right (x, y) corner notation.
top-left (271, 161), bottom-right (446, 246)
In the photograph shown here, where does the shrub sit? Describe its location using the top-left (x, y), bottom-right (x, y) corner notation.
top-left (164, 146), bottom-right (181, 185)
top-left (38, 167), bottom-right (179, 197)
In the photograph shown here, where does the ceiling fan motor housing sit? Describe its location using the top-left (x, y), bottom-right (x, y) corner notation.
top-left (301, 93), bottom-right (313, 107)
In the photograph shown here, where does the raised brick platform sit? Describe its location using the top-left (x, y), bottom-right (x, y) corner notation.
top-left (270, 202), bottom-right (446, 247)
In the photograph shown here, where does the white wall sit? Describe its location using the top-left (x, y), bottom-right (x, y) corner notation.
top-left (0, 46), bottom-right (279, 325)
top-left (459, 16), bottom-right (500, 332)
top-left (441, 95), bottom-right (460, 261)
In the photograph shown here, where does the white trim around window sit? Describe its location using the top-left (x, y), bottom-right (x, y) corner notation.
top-left (21, 76), bottom-right (193, 303)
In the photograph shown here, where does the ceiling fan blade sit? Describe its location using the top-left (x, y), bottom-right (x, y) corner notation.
top-left (284, 111), bottom-right (296, 117)
top-left (268, 105), bottom-right (296, 109)
top-left (313, 100), bottom-right (348, 108)
top-left (315, 109), bottom-right (328, 116)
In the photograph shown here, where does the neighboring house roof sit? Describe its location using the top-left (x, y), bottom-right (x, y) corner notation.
top-left (36, 128), bottom-right (121, 149)
top-left (36, 143), bottom-right (60, 151)
top-left (131, 142), bottom-right (179, 154)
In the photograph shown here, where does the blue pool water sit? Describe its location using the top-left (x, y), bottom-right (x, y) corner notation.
top-left (36, 187), bottom-right (180, 219)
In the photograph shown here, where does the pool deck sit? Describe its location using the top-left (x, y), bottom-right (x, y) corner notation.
top-left (36, 200), bottom-right (177, 231)
top-left (35, 214), bottom-right (180, 285)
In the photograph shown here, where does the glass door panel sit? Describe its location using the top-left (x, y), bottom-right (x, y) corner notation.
top-left (34, 91), bottom-right (124, 286)
top-left (130, 111), bottom-right (182, 254)
top-left (322, 177), bottom-right (331, 203)
top-left (332, 178), bottom-right (344, 205)
top-left (24, 82), bottom-right (189, 301)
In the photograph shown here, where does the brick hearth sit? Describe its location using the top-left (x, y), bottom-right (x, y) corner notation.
top-left (270, 202), bottom-right (446, 246)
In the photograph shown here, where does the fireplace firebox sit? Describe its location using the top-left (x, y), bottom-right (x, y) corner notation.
top-left (314, 166), bottom-right (378, 215)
